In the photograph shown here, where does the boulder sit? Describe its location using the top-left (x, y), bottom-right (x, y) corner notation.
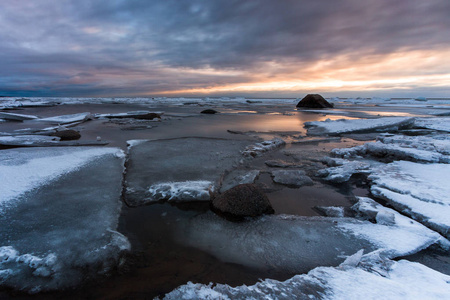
top-left (132, 112), bottom-right (161, 120)
top-left (50, 129), bottom-right (81, 141)
top-left (201, 109), bottom-right (218, 114)
top-left (212, 184), bottom-right (274, 219)
top-left (296, 94), bottom-right (333, 108)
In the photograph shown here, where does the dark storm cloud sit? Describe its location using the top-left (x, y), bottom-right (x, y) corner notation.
top-left (0, 0), bottom-right (449, 96)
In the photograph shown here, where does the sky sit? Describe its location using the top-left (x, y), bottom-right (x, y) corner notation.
top-left (1, 0), bottom-right (449, 98)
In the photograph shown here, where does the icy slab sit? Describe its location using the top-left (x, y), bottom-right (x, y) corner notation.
top-left (378, 134), bottom-right (450, 156)
top-left (147, 180), bottom-right (213, 202)
top-left (0, 112), bottom-right (39, 121)
top-left (414, 117), bottom-right (450, 132)
top-left (369, 161), bottom-right (450, 239)
top-left (36, 112), bottom-right (92, 124)
top-left (173, 208), bottom-right (440, 274)
top-left (0, 135), bottom-right (60, 147)
top-left (124, 138), bottom-right (253, 206)
top-left (319, 158), bottom-right (372, 183)
top-left (164, 253), bottom-right (450, 300)
top-left (0, 147), bottom-right (129, 292)
top-left (242, 138), bottom-right (286, 157)
top-left (305, 117), bottom-right (414, 136)
top-left (219, 170), bottom-right (260, 193)
top-left (99, 110), bottom-right (162, 120)
top-left (271, 170), bottom-right (314, 187)
top-left (331, 138), bottom-right (450, 163)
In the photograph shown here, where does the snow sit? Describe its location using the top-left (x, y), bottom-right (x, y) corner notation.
top-left (369, 161), bottom-right (450, 239)
top-left (414, 117), bottom-right (450, 132)
top-left (242, 138), bottom-right (286, 157)
top-left (0, 147), bottom-right (129, 292)
top-left (305, 117), bottom-right (415, 135)
top-left (147, 180), bottom-right (213, 202)
top-left (164, 253), bottom-right (450, 299)
top-left (36, 112), bottom-right (92, 124)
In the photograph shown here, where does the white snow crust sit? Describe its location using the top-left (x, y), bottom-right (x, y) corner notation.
top-left (242, 138), bottom-right (286, 157)
top-left (415, 117), bottom-right (450, 132)
top-left (36, 112), bottom-right (92, 124)
top-left (147, 180), bottom-right (213, 202)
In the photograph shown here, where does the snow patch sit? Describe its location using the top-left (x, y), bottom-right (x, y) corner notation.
top-left (147, 181), bottom-right (214, 202)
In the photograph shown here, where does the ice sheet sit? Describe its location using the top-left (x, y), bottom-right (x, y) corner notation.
top-left (0, 147), bottom-right (129, 292)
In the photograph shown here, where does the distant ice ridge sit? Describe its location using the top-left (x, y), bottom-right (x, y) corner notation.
top-left (164, 251), bottom-right (450, 299)
top-left (0, 147), bottom-right (129, 293)
top-left (147, 180), bottom-right (213, 202)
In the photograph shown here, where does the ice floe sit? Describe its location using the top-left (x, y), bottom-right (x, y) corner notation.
top-left (36, 112), bottom-right (93, 124)
top-left (305, 117), bottom-right (415, 136)
top-left (0, 147), bottom-right (129, 292)
top-left (164, 251), bottom-right (450, 299)
top-left (174, 202), bottom-right (440, 274)
top-left (271, 170), bottom-right (314, 187)
top-left (219, 170), bottom-right (260, 192)
top-left (319, 158), bottom-right (372, 183)
top-left (124, 137), bottom-right (253, 206)
top-left (0, 112), bottom-right (39, 121)
top-left (369, 161), bottom-right (450, 239)
top-left (414, 117), bottom-right (450, 132)
top-left (242, 138), bottom-right (286, 157)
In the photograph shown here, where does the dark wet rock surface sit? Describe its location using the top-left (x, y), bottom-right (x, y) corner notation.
top-left (212, 183), bottom-right (274, 218)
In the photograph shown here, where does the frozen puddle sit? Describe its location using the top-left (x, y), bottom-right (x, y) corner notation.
top-left (0, 147), bottom-right (129, 293)
top-left (124, 137), bottom-right (254, 206)
top-left (173, 196), bottom-right (441, 274)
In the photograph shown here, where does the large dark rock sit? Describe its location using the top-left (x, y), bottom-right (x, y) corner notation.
top-left (132, 112), bottom-right (161, 120)
top-left (50, 129), bottom-right (81, 140)
top-left (296, 94), bottom-right (333, 108)
top-left (212, 184), bottom-right (274, 219)
top-left (201, 109), bottom-right (218, 114)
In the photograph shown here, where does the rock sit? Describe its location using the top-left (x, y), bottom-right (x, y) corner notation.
top-left (296, 94), bottom-right (333, 108)
top-left (132, 112), bottom-right (161, 120)
top-left (271, 170), bottom-right (314, 187)
top-left (201, 109), bottom-right (218, 114)
top-left (212, 184), bottom-right (274, 218)
top-left (50, 130), bottom-right (81, 141)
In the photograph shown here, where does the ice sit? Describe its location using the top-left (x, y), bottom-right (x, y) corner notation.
top-left (414, 117), bottom-right (450, 132)
top-left (0, 112), bottom-right (39, 121)
top-left (164, 253), bottom-right (450, 299)
top-left (319, 158), bottom-right (372, 183)
top-left (0, 147), bottom-right (129, 292)
top-left (124, 137), bottom-right (253, 206)
top-left (331, 135), bottom-right (450, 163)
top-left (173, 207), bottom-right (440, 274)
top-left (305, 117), bottom-right (415, 136)
top-left (147, 180), bottom-right (213, 202)
top-left (36, 112), bottom-right (93, 124)
top-left (271, 170), bottom-right (314, 187)
top-left (219, 170), bottom-right (260, 192)
top-left (0, 135), bottom-right (60, 147)
top-left (242, 138), bottom-right (286, 157)
top-left (369, 161), bottom-right (450, 239)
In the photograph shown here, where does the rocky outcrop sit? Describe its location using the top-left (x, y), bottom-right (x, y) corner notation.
top-left (212, 184), bottom-right (274, 219)
top-left (296, 94), bottom-right (333, 108)
top-left (201, 109), bottom-right (218, 114)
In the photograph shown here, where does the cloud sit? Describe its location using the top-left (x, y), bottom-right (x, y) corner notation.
top-left (0, 0), bottom-right (449, 96)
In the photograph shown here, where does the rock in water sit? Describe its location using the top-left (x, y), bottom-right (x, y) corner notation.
top-left (212, 184), bottom-right (274, 218)
top-left (50, 129), bottom-right (81, 140)
top-left (296, 94), bottom-right (333, 108)
top-left (201, 109), bottom-right (218, 114)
